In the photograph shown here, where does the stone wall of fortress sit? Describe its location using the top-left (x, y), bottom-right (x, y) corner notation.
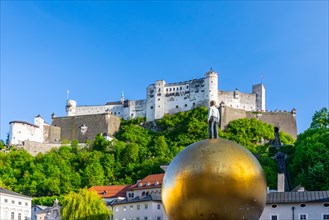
top-left (220, 106), bottom-right (297, 139)
top-left (51, 113), bottom-right (120, 142)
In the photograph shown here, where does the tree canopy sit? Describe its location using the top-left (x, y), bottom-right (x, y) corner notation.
top-left (61, 188), bottom-right (111, 220)
top-left (3, 106), bottom-right (328, 202)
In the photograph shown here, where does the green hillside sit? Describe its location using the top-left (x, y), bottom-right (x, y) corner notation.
top-left (0, 107), bottom-right (328, 205)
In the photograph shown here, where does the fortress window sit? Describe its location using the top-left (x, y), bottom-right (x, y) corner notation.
top-left (170, 88), bottom-right (172, 91)
top-left (176, 105), bottom-right (178, 108)
top-left (150, 106), bottom-right (153, 109)
top-left (173, 88), bottom-right (175, 91)
top-left (166, 88), bottom-right (168, 92)
top-left (158, 98), bottom-right (160, 101)
top-left (211, 81), bottom-right (213, 83)
top-left (185, 104), bottom-right (187, 107)
top-left (158, 88), bottom-right (161, 92)
top-left (158, 106), bottom-right (160, 108)
top-left (186, 85), bottom-right (189, 89)
top-left (193, 103), bottom-right (195, 106)
top-left (180, 87), bottom-right (182, 90)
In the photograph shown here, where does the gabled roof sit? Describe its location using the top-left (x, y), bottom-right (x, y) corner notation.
top-left (32, 205), bottom-right (49, 210)
top-left (111, 194), bottom-right (162, 205)
top-left (130, 173), bottom-right (164, 190)
top-left (0, 187), bottom-right (32, 199)
top-left (89, 185), bottom-right (132, 198)
top-left (266, 191), bottom-right (329, 204)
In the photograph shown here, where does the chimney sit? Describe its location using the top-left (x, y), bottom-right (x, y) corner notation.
top-left (277, 173), bottom-right (285, 192)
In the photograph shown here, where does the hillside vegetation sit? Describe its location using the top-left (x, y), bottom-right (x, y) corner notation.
top-left (0, 107), bottom-right (328, 205)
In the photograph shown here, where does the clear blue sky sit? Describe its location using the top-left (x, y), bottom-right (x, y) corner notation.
top-left (1, 1), bottom-right (328, 140)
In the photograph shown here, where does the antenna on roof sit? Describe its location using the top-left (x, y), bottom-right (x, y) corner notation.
top-left (121, 91), bottom-right (124, 104)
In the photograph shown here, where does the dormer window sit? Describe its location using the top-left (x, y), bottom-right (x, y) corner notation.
top-left (154, 181), bottom-right (159, 186)
top-left (146, 182), bottom-right (149, 186)
top-left (138, 182), bottom-right (142, 187)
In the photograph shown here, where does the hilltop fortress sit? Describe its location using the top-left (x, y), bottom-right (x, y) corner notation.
top-left (65, 68), bottom-right (265, 121)
top-left (9, 68), bottom-right (297, 155)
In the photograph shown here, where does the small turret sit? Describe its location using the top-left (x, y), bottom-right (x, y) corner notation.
top-left (66, 100), bottom-right (77, 116)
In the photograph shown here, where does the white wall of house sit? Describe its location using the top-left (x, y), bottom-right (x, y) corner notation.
top-left (260, 202), bottom-right (329, 220)
top-left (113, 201), bottom-right (163, 220)
top-left (0, 191), bottom-right (32, 220)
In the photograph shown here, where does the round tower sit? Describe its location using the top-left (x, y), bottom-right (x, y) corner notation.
top-left (66, 99), bottom-right (77, 116)
top-left (204, 68), bottom-right (218, 105)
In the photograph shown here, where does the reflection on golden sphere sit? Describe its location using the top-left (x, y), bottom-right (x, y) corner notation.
top-left (162, 138), bottom-right (266, 220)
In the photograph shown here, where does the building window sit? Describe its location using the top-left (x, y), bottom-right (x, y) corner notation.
top-left (300, 203), bottom-right (307, 208)
top-left (25, 202), bottom-right (28, 206)
top-left (150, 106), bottom-right (153, 109)
top-left (145, 204), bottom-right (148, 209)
top-left (184, 104), bottom-right (187, 107)
top-left (19, 201), bottom-right (22, 205)
top-left (12, 200), bottom-right (15, 204)
top-left (323, 214), bottom-right (329, 220)
top-left (157, 217), bottom-right (161, 220)
top-left (123, 206), bottom-right (126, 211)
top-left (176, 105), bottom-right (178, 108)
top-left (130, 205), bottom-right (133, 210)
top-left (271, 215), bottom-right (278, 220)
top-left (300, 214), bottom-right (307, 220)
top-left (324, 203), bottom-right (329, 207)
top-left (137, 204), bottom-right (140, 210)
top-left (18, 213), bottom-right (21, 220)
top-left (4, 199), bottom-right (8, 203)
top-left (144, 217), bottom-right (148, 220)
top-left (137, 218), bottom-right (140, 220)
top-left (157, 204), bottom-right (161, 209)
top-left (271, 204), bottom-right (277, 208)
top-left (11, 212), bottom-right (14, 219)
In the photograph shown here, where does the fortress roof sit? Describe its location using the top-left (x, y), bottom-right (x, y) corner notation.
top-left (9, 120), bottom-right (39, 128)
top-left (105, 101), bottom-right (122, 105)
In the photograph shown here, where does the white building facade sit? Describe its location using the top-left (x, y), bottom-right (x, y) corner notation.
top-left (260, 191), bottom-right (329, 220)
top-left (0, 187), bottom-right (32, 220)
top-left (111, 174), bottom-right (167, 220)
top-left (65, 69), bottom-right (265, 122)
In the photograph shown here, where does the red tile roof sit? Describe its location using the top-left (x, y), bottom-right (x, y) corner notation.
top-left (130, 173), bottom-right (165, 190)
top-left (89, 185), bottom-right (132, 198)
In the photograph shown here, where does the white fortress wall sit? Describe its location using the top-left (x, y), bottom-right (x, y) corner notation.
top-left (125, 100), bottom-right (146, 119)
top-left (218, 90), bottom-right (257, 111)
top-left (74, 105), bottom-right (108, 116)
top-left (165, 79), bottom-right (204, 115)
top-left (9, 122), bottom-right (41, 145)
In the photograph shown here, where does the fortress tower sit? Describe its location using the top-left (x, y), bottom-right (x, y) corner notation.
top-left (204, 68), bottom-right (218, 105)
top-left (66, 99), bottom-right (77, 116)
top-left (252, 84), bottom-right (266, 111)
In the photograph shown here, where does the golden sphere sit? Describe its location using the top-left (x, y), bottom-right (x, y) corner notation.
top-left (162, 138), bottom-right (267, 220)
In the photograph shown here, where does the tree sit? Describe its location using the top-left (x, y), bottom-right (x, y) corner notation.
top-left (288, 126), bottom-right (329, 190)
top-left (310, 107), bottom-right (329, 129)
top-left (61, 188), bottom-right (111, 220)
